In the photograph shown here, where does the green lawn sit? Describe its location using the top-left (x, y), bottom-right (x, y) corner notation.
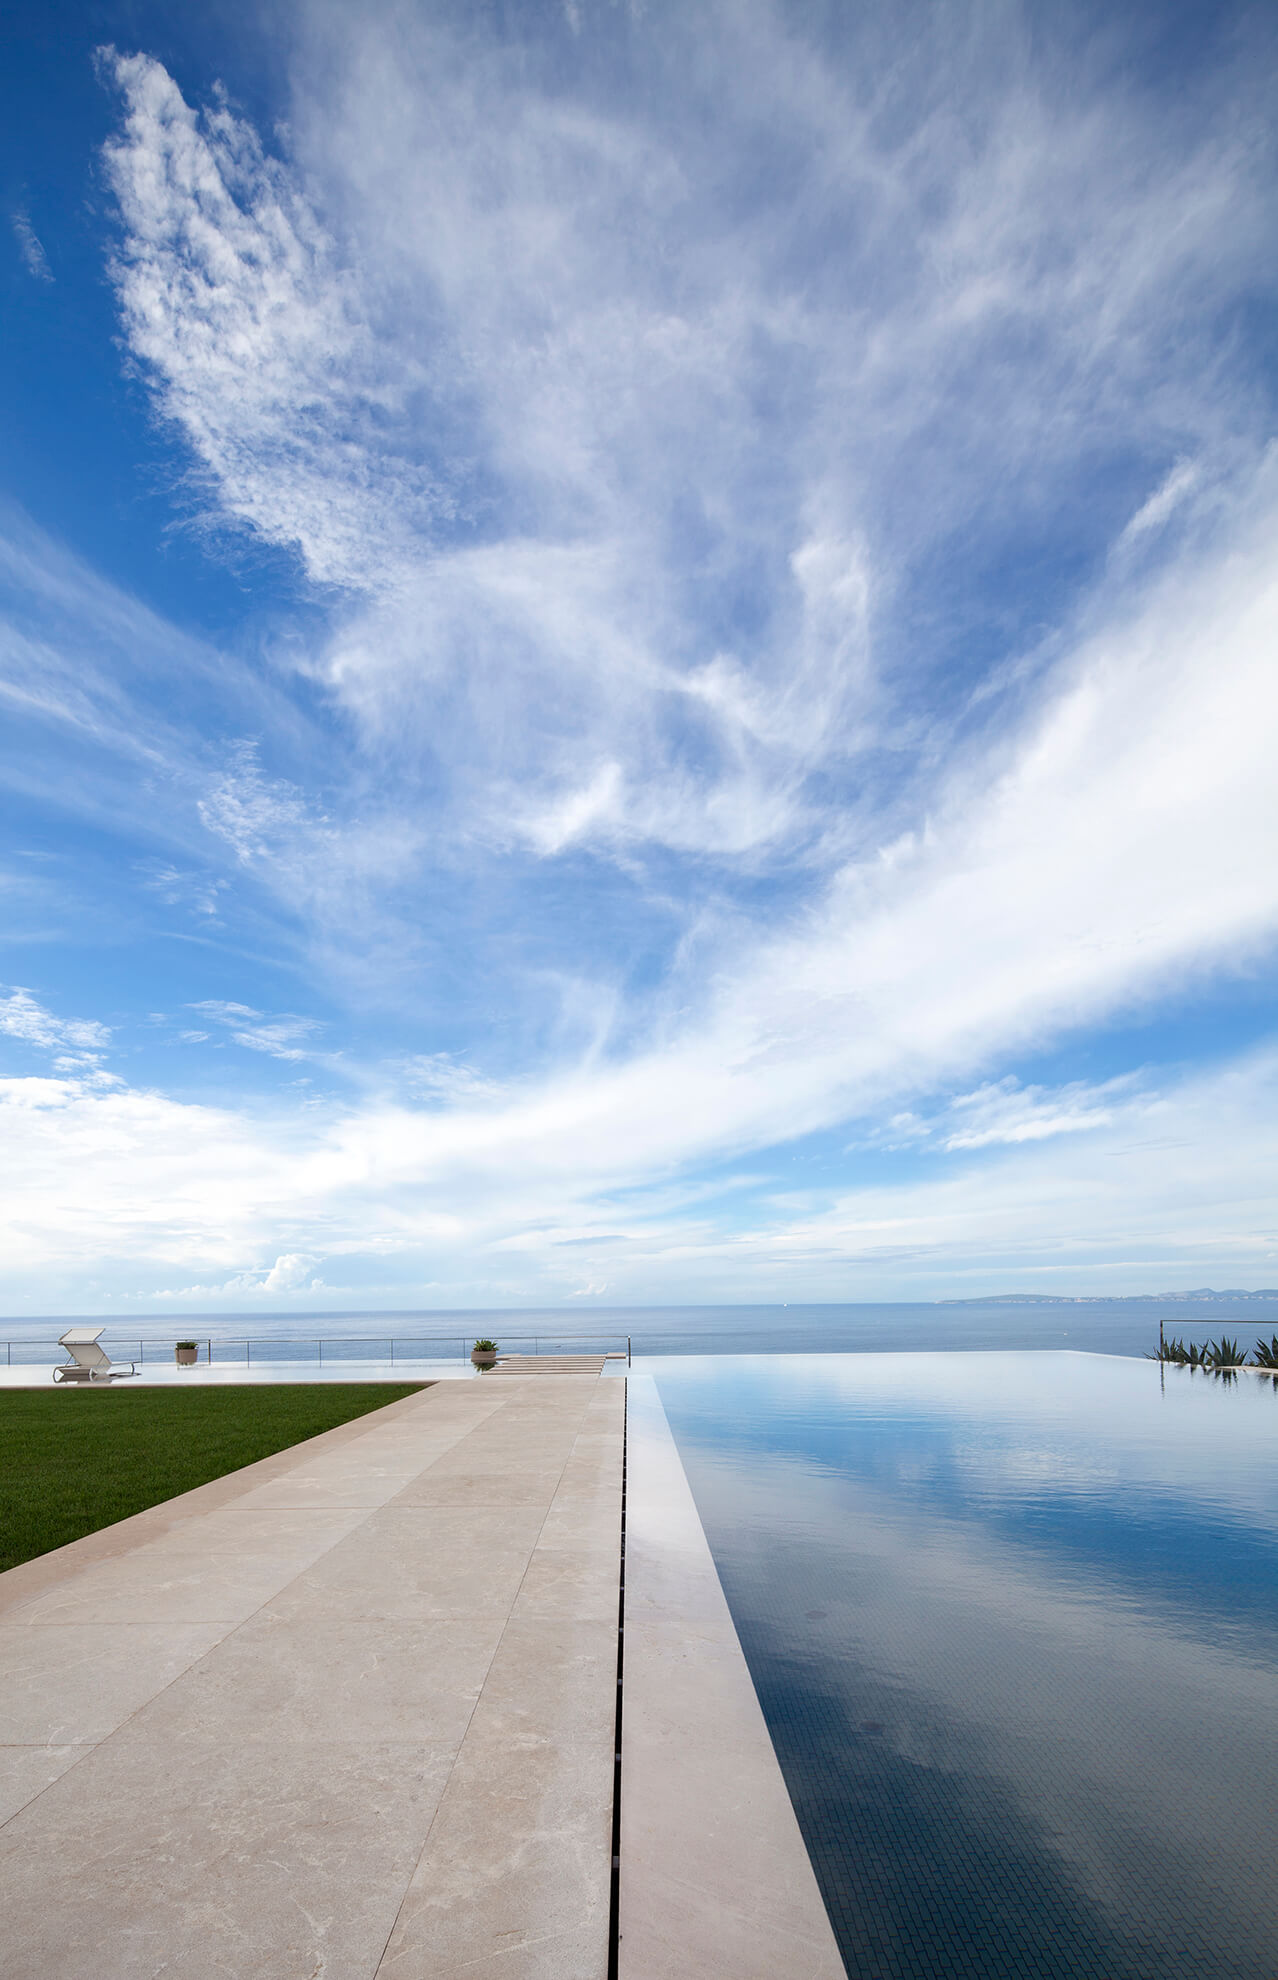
top-left (0, 1383), bottom-right (425, 1574)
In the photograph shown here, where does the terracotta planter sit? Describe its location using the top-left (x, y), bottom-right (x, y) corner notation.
top-left (174, 1346), bottom-right (199, 1366)
top-left (471, 1349), bottom-right (498, 1369)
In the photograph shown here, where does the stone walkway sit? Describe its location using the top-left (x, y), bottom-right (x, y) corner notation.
top-left (0, 1373), bottom-right (623, 1980)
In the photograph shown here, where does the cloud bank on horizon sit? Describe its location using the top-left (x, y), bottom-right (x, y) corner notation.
top-left (1, 0), bottom-right (1275, 1311)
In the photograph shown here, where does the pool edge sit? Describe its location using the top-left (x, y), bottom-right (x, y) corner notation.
top-left (618, 1372), bottom-right (847, 1980)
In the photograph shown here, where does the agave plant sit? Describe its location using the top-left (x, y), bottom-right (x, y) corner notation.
top-left (1149, 1332), bottom-right (1239, 1368)
top-left (1253, 1335), bottom-right (1278, 1370)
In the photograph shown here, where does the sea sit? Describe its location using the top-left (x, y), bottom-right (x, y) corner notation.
top-left (3, 1294), bottom-right (1277, 1363)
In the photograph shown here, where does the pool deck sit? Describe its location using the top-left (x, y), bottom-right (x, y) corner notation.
top-left (0, 1367), bottom-right (844, 1978)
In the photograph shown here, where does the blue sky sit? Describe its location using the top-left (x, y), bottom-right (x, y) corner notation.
top-left (2, 0), bottom-right (1276, 1314)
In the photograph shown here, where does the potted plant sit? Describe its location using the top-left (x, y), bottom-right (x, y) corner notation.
top-left (471, 1338), bottom-right (499, 1369)
top-left (174, 1340), bottom-right (199, 1366)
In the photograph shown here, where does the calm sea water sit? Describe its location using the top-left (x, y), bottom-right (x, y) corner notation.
top-left (653, 1351), bottom-right (1278, 1980)
top-left (4, 1297), bottom-right (1277, 1361)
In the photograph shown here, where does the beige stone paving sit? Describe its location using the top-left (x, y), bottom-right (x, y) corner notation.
top-left (0, 1373), bottom-right (623, 1980)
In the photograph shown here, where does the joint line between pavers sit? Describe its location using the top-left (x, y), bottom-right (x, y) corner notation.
top-left (607, 1380), bottom-right (628, 1980)
top-left (0, 1748), bottom-right (92, 1835)
top-left (0, 1385), bottom-right (519, 1837)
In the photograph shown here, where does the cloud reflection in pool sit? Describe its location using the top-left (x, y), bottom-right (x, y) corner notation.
top-left (651, 1351), bottom-right (1278, 1980)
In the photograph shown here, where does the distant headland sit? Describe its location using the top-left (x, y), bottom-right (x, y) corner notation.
top-left (939, 1289), bottom-right (1278, 1306)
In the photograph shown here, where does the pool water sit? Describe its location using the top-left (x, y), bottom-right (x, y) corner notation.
top-left (650, 1351), bottom-right (1278, 1980)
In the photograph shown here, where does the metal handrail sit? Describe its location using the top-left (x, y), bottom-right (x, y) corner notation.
top-left (5, 1330), bottom-right (632, 1368)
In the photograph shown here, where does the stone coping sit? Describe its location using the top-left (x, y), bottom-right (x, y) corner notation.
top-left (619, 1373), bottom-right (846, 1979)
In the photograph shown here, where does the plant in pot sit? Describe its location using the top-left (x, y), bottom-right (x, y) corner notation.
top-left (471, 1338), bottom-right (499, 1369)
top-left (174, 1340), bottom-right (199, 1366)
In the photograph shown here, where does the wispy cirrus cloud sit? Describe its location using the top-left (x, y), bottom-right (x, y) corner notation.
top-left (2, 4), bottom-right (1276, 1310)
top-left (196, 739), bottom-right (324, 866)
top-left (187, 999), bottom-right (323, 1061)
top-left (136, 860), bottom-right (228, 918)
top-left (939, 1077), bottom-right (1134, 1152)
top-left (0, 987), bottom-right (110, 1066)
top-left (403, 1054), bottom-right (505, 1108)
top-left (99, 48), bottom-right (448, 590)
top-left (857, 1075), bottom-right (1136, 1154)
top-left (98, 6), bottom-right (1278, 877)
top-left (11, 209), bottom-right (52, 282)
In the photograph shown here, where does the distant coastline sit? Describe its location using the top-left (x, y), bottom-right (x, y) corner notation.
top-left (938, 1289), bottom-right (1278, 1306)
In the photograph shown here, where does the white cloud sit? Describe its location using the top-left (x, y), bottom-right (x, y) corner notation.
top-left (0, 987), bottom-right (111, 1064)
top-left (152, 1253), bottom-right (324, 1298)
top-left (261, 1252), bottom-right (320, 1291)
top-left (100, 49), bottom-right (446, 590)
top-left (98, 18), bottom-right (1277, 868)
top-left (519, 762), bottom-right (624, 858)
top-left (0, 509), bottom-right (437, 1018)
top-left (852, 1075), bottom-right (1134, 1153)
top-left (1115, 459), bottom-right (1200, 550)
top-left (188, 999), bottom-right (322, 1061)
top-left (0, 1037), bottom-right (1274, 1311)
top-left (232, 1023), bottom-right (321, 1062)
top-left (196, 739), bottom-right (325, 864)
top-left (404, 1055), bottom-right (504, 1108)
top-left (3, 9), bottom-right (1273, 1309)
top-left (137, 860), bottom-right (228, 916)
top-left (940, 1077), bottom-right (1131, 1151)
top-left (3, 441), bottom-right (1278, 1305)
top-left (12, 210), bottom-right (52, 282)
top-left (0, 503), bottom-right (336, 928)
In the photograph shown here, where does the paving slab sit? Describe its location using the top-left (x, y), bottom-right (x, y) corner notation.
top-left (0, 1372), bottom-right (623, 1980)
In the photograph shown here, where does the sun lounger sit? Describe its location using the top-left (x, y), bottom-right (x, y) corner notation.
top-left (53, 1327), bottom-right (137, 1383)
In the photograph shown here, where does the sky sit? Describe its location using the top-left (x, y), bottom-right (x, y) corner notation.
top-left (1, 0), bottom-right (1276, 1315)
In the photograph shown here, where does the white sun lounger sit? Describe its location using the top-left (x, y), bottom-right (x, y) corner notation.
top-left (53, 1327), bottom-right (137, 1383)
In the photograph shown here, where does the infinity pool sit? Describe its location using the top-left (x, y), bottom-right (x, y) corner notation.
top-left (650, 1351), bottom-right (1278, 1980)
